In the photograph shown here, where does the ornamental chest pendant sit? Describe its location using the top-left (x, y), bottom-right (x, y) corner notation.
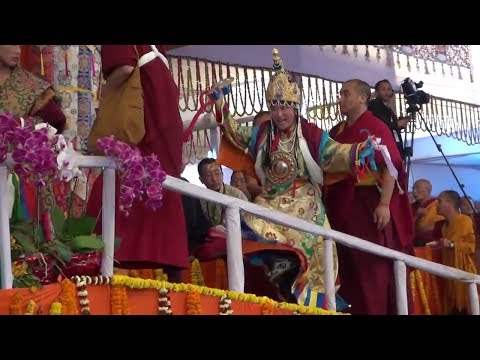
top-left (265, 151), bottom-right (298, 186)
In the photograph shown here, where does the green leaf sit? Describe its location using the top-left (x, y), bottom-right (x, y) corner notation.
top-left (71, 235), bottom-right (104, 251)
top-left (50, 206), bottom-right (65, 236)
top-left (52, 240), bottom-right (72, 263)
top-left (10, 221), bottom-right (34, 234)
top-left (12, 232), bottom-right (37, 253)
top-left (64, 216), bottom-right (96, 237)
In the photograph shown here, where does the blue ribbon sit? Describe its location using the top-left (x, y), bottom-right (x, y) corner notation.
top-left (358, 129), bottom-right (377, 171)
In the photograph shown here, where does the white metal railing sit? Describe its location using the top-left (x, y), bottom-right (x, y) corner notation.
top-left (1, 155), bottom-right (480, 315)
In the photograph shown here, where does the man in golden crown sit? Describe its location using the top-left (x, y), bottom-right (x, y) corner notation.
top-left (212, 49), bottom-right (377, 311)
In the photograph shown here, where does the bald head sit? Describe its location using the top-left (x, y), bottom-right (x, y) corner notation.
top-left (413, 179), bottom-right (432, 203)
top-left (338, 79), bottom-right (372, 122)
top-left (347, 79), bottom-right (372, 102)
top-left (437, 190), bottom-right (461, 217)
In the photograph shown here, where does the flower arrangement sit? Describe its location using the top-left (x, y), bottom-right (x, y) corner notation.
top-left (96, 135), bottom-right (166, 216)
top-left (1, 113), bottom-right (168, 289)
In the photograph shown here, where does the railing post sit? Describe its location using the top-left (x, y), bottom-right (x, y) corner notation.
top-left (225, 206), bottom-right (244, 293)
top-left (394, 260), bottom-right (408, 315)
top-left (323, 238), bottom-right (336, 311)
top-left (468, 282), bottom-right (479, 315)
top-left (0, 166), bottom-right (12, 289)
top-left (100, 167), bottom-right (115, 278)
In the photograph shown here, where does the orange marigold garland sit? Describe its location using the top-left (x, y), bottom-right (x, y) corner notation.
top-left (10, 291), bottom-right (24, 315)
top-left (410, 270), bottom-right (417, 302)
top-left (186, 291), bottom-right (202, 315)
top-left (120, 286), bottom-right (129, 315)
top-left (59, 278), bottom-right (79, 315)
top-left (72, 275), bottom-right (105, 315)
top-left (111, 285), bottom-right (124, 315)
top-left (219, 294), bottom-right (233, 315)
top-left (414, 270), bottom-right (431, 315)
top-left (158, 288), bottom-right (172, 315)
top-left (260, 297), bottom-right (275, 315)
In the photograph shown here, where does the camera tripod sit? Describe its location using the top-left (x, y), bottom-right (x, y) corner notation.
top-left (403, 104), bottom-right (477, 215)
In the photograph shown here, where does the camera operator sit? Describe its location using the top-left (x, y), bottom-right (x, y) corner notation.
top-left (368, 79), bottom-right (410, 161)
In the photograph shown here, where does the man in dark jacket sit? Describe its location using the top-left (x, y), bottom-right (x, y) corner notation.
top-left (368, 79), bottom-right (409, 160)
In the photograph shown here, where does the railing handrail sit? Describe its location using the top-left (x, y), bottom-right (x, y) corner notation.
top-left (1, 154), bottom-right (479, 314)
top-left (162, 175), bottom-right (480, 283)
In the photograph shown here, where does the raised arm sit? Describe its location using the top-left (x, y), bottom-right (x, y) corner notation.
top-left (214, 97), bottom-right (253, 152)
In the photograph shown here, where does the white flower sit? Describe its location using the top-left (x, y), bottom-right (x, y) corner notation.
top-left (80, 299), bottom-right (90, 306)
top-left (35, 122), bottom-right (58, 140)
top-left (56, 137), bottom-right (85, 183)
top-left (55, 134), bottom-right (67, 151)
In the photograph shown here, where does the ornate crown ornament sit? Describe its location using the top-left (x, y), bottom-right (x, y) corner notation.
top-left (265, 48), bottom-right (302, 107)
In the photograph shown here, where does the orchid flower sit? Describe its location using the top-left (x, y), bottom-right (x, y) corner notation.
top-left (96, 135), bottom-right (167, 216)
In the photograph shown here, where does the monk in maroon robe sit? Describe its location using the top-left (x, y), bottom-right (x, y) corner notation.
top-left (323, 79), bottom-right (414, 315)
top-left (86, 45), bottom-right (188, 281)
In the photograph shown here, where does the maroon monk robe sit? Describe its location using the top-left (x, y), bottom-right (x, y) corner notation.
top-left (323, 111), bottom-right (414, 315)
top-left (86, 45), bottom-right (188, 276)
top-left (412, 197), bottom-right (439, 246)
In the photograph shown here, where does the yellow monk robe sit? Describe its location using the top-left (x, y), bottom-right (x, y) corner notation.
top-left (415, 199), bottom-right (445, 244)
top-left (437, 214), bottom-right (477, 313)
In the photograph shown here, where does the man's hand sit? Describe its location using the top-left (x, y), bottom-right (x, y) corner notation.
top-left (374, 203), bottom-right (391, 230)
top-left (440, 238), bottom-right (454, 248)
top-left (215, 224), bottom-right (227, 234)
top-left (397, 116), bottom-right (411, 129)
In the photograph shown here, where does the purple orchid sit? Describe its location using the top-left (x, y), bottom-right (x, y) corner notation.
top-left (96, 136), bottom-right (167, 216)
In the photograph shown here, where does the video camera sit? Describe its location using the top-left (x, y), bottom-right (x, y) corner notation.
top-left (400, 78), bottom-right (430, 109)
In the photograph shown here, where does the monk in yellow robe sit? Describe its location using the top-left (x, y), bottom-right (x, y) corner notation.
top-left (434, 190), bottom-right (477, 314)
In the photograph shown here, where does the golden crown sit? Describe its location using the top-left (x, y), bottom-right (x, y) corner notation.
top-left (265, 48), bottom-right (301, 106)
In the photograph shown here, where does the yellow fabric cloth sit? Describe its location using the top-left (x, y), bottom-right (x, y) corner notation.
top-left (418, 200), bottom-right (444, 231)
top-left (441, 213), bottom-right (477, 313)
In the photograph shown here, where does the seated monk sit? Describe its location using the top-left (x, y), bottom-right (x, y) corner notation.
top-left (411, 179), bottom-right (444, 246)
top-left (434, 190), bottom-right (477, 315)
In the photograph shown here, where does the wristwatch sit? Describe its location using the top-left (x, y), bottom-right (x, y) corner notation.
top-left (449, 241), bottom-right (455, 248)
